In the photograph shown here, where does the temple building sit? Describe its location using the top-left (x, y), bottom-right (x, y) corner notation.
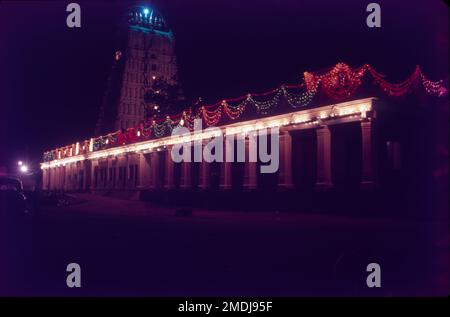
top-left (41, 6), bottom-right (448, 214)
top-left (95, 5), bottom-right (178, 135)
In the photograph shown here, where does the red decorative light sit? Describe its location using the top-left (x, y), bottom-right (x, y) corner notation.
top-left (43, 63), bottom-right (448, 160)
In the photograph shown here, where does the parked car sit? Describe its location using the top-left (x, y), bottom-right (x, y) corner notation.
top-left (0, 176), bottom-right (29, 221)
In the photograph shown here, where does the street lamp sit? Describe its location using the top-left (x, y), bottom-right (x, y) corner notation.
top-left (20, 165), bottom-right (28, 173)
top-left (17, 160), bottom-right (23, 166)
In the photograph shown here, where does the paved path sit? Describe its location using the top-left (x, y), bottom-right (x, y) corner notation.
top-left (2, 194), bottom-right (448, 296)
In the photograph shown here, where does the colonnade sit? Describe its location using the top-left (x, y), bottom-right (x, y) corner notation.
top-left (42, 119), bottom-right (376, 192)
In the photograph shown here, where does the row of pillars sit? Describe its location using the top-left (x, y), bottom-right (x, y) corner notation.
top-left (145, 120), bottom-right (375, 191)
top-left (44, 120), bottom-right (375, 192)
top-left (158, 136), bottom-right (262, 190)
top-left (315, 120), bottom-right (375, 189)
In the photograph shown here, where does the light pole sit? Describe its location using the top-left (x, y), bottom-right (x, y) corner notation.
top-left (20, 164), bottom-right (29, 173)
top-left (17, 160), bottom-right (29, 174)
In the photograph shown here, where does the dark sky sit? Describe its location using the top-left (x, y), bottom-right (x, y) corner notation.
top-left (0, 0), bottom-right (448, 168)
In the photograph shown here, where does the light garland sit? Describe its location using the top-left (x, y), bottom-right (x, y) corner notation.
top-left (367, 65), bottom-right (420, 97)
top-left (181, 110), bottom-right (199, 130)
top-left (304, 63), bottom-right (368, 100)
top-left (201, 105), bottom-right (223, 127)
top-left (249, 89), bottom-right (283, 114)
top-left (41, 98), bottom-right (375, 169)
top-left (281, 85), bottom-right (317, 108)
top-left (421, 73), bottom-right (448, 97)
top-left (42, 63), bottom-right (448, 162)
top-left (152, 119), bottom-right (170, 138)
top-left (223, 99), bottom-right (248, 120)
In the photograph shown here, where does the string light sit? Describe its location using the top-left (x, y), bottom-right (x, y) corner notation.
top-left (367, 65), bottom-right (420, 97)
top-left (41, 98), bottom-right (376, 168)
top-left (201, 104), bottom-right (222, 126)
top-left (305, 63), bottom-right (368, 100)
top-left (42, 63), bottom-right (447, 162)
top-left (223, 99), bottom-right (248, 120)
top-left (281, 85), bottom-right (317, 108)
top-left (421, 73), bottom-right (448, 97)
top-left (249, 90), bottom-right (283, 114)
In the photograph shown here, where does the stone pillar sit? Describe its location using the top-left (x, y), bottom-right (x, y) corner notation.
top-left (199, 160), bottom-right (210, 190)
top-left (106, 158), bottom-right (111, 189)
top-left (50, 168), bottom-right (54, 190)
top-left (198, 140), bottom-right (211, 190)
top-left (49, 168), bottom-right (52, 190)
top-left (56, 166), bottom-right (61, 190)
top-left (63, 166), bottom-right (66, 190)
top-left (278, 131), bottom-right (294, 189)
top-left (42, 169), bottom-right (48, 191)
top-left (164, 147), bottom-right (175, 189)
top-left (360, 120), bottom-right (377, 189)
top-left (219, 139), bottom-right (232, 190)
top-left (54, 167), bottom-right (58, 190)
top-left (180, 146), bottom-right (191, 190)
top-left (98, 163), bottom-right (103, 189)
top-left (243, 136), bottom-right (257, 190)
top-left (137, 153), bottom-right (150, 189)
top-left (63, 165), bottom-right (68, 191)
top-left (150, 151), bottom-right (160, 189)
top-left (57, 167), bottom-right (61, 190)
top-left (125, 154), bottom-right (130, 189)
top-left (68, 164), bottom-right (73, 191)
top-left (45, 169), bottom-right (50, 190)
top-left (56, 167), bottom-right (60, 190)
top-left (90, 160), bottom-right (96, 190)
top-left (53, 167), bottom-right (57, 190)
top-left (50, 168), bottom-right (53, 190)
top-left (51, 167), bottom-right (56, 190)
top-left (83, 160), bottom-right (91, 191)
top-left (315, 126), bottom-right (333, 190)
top-left (137, 153), bottom-right (148, 189)
top-left (58, 166), bottom-right (62, 190)
top-left (59, 166), bottom-right (63, 190)
top-left (43, 169), bottom-right (47, 190)
top-left (64, 165), bottom-right (69, 191)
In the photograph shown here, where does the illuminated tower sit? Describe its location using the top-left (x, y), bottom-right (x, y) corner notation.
top-left (96, 5), bottom-right (178, 135)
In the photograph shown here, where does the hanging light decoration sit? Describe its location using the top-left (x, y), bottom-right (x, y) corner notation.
top-left (223, 99), bottom-right (248, 120)
top-left (420, 73), bottom-right (448, 97)
top-left (367, 64), bottom-right (420, 97)
top-left (201, 104), bottom-right (223, 127)
top-left (281, 85), bottom-right (317, 108)
top-left (249, 89), bottom-right (283, 115)
top-left (42, 63), bottom-right (447, 161)
top-left (304, 63), bottom-right (368, 100)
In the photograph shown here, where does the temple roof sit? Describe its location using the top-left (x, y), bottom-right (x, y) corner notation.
top-left (127, 5), bottom-right (170, 33)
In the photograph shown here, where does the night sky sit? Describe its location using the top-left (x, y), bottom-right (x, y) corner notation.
top-left (0, 0), bottom-right (448, 168)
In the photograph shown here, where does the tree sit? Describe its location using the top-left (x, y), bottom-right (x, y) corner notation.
top-left (143, 75), bottom-right (185, 120)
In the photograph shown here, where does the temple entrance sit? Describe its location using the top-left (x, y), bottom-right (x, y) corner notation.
top-left (292, 129), bottom-right (316, 190)
top-left (330, 122), bottom-right (362, 190)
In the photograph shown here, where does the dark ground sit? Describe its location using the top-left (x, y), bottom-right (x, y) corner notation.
top-left (1, 194), bottom-right (448, 296)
